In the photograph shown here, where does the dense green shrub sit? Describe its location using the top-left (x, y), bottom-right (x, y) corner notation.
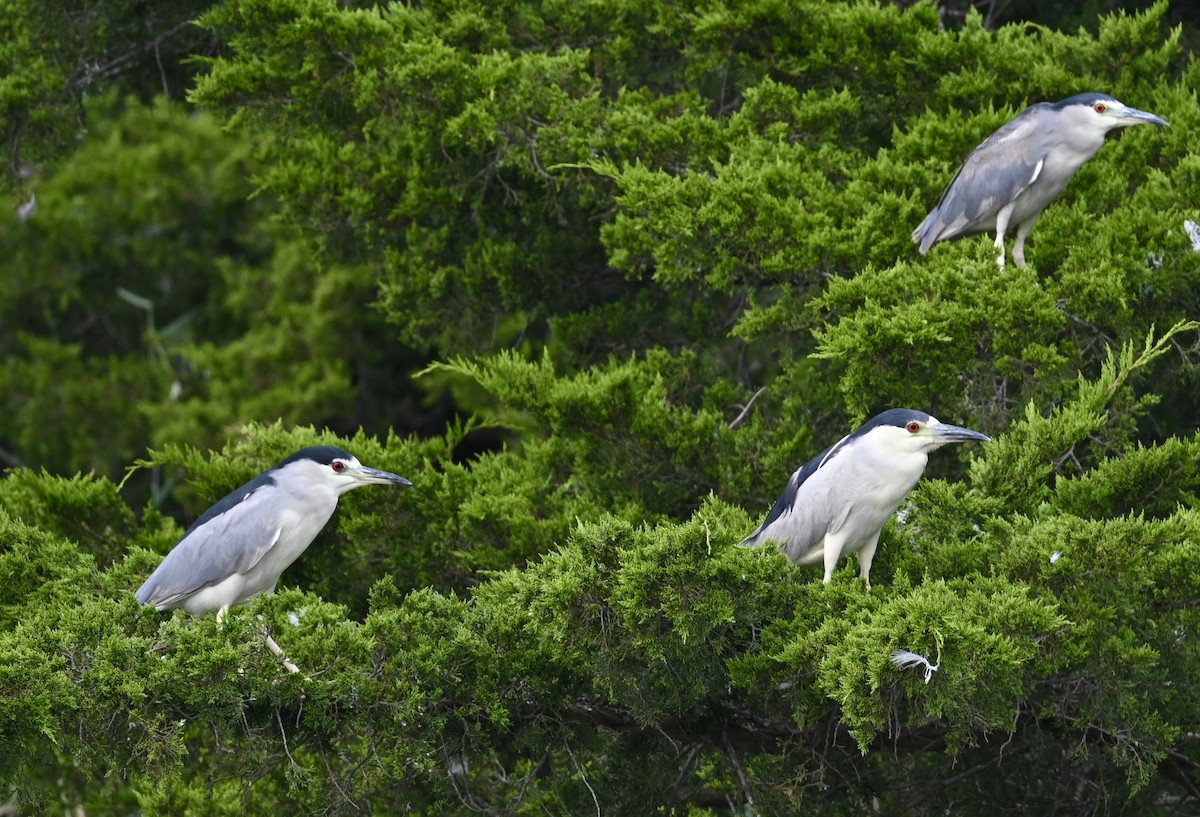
top-left (3, 0), bottom-right (1200, 814)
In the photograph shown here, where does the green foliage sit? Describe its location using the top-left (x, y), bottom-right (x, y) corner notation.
top-left (0, 0), bottom-right (214, 182)
top-left (5, 0), bottom-right (1200, 813)
top-left (430, 349), bottom-right (760, 515)
top-left (0, 510), bottom-right (97, 629)
top-left (1053, 436), bottom-right (1200, 519)
top-left (814, 579), bottom-right (1064, 750)
top-left (813, 261), bottom-right (1069, 423)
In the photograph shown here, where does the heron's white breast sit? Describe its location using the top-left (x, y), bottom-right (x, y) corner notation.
top-left (1011, 139), bottom-right (1104, 224)
top-left (235, 499), bottom-right (339, 603)
top-left (178, 573), bottom-right (248, 614)
top-left (821, 446), bottom-right (928, 548)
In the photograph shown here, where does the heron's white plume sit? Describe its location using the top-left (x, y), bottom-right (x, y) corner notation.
top-left (890, 649), bottom-right (939, 684)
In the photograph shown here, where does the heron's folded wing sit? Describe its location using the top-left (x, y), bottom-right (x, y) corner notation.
top-left (135, 484), bottom-right (285, 609)
top-left (739, 433), bottom-right (853, 557)
top-left (915, 109), bottom-right (1047, 249)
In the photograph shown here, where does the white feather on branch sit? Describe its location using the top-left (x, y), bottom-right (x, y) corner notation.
top-left (890, 649), bottom-right (939, 684)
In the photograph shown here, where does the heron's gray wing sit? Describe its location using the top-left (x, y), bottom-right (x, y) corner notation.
top-left (135, 480), bottom-right (285, 609)
top-left (914, 106), bottom-right (1048, 250)
top-left (739, 432), bottom-right (853, 556)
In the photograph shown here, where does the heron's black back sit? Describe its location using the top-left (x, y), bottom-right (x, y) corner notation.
top-left (184, 471), bottom-right (277, 535)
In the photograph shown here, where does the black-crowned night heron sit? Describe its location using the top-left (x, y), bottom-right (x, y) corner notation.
top-left (136, 446), bottom-right (411, 671)
top-left (913, 93), bottom-right (1168, 268)
top-left (740, 409), bottom-right (989, 588)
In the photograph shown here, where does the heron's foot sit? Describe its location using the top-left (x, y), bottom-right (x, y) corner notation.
top-left (257, 614), bottom-right (301, 674)
top-left (262, 631), bottom-right (300, 674)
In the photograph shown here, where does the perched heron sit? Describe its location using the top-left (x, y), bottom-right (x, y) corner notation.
top-left (740, 410), bottom-right (989, 588)
top-left (913, 93), bottom-right (1168, 268)
top-left (136, 446), bottom-right (411, 671)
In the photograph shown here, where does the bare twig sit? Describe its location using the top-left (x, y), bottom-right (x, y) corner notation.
top-left (276, 706), bottom-right (300, 773)
top-left (564, 738), bottom-right (601, 817)
top-left (723, 731), bottom-right (755, 807)
top-left (728, 386), bottom-right (767, 430)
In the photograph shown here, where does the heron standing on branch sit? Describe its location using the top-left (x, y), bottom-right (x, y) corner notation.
top-left (913, 93), bottom-right (1168, 268)
top-left (740, 410), bottom-right (989, 588)
top-left (136, 446), bottom-right (411, 672)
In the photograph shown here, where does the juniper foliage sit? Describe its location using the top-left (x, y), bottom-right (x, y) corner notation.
top-left (3, 1), bottom-right (1200, 814)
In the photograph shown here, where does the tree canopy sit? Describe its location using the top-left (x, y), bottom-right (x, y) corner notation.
top-left (4, 0), bottom-right (1200, 814)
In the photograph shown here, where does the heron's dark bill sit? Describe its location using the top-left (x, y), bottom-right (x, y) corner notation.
top-left (932, 424), bottom-right (991, 444)
top-left (350, 466), bottom-right (412, 486)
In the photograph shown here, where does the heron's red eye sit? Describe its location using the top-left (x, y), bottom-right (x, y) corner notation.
top-left (331, 461), bottom-right (346, 473)
top-left (1094, 102), bottom-right (1106, 113)
top-left (905, 421), bottom-right (921, 433)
